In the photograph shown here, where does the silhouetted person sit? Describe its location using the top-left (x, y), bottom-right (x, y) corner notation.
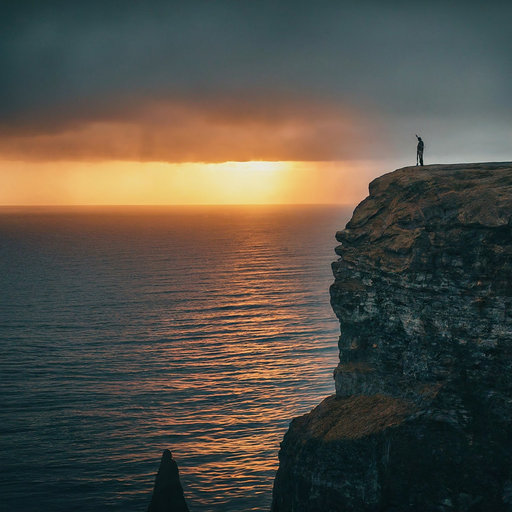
top-left (416, 135), bottom-right (424, 166)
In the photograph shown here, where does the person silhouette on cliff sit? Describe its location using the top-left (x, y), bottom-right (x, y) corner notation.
top-left (416, 135), bottom-right (424, 166)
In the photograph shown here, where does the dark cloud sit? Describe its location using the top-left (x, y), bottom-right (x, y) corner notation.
top-left (0, 96), bottom-right (384, 163)
top-left (1, 1), bottom-right (511, 162)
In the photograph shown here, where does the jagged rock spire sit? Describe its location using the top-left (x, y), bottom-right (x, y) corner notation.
top-left (147, 449), bottom-right (189, 512)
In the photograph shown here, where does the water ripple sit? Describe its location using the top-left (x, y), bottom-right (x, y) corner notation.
top-left (0, 205), bottom-right (352, 512)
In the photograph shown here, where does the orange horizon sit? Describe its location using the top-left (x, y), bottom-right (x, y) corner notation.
top-left (0, 160), bottom-right (384, 206)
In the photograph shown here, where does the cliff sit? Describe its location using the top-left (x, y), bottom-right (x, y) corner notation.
top-left (271, 163), bottom-right (512, 511)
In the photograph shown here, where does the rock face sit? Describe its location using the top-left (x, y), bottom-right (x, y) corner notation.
top-left (147, 449), bottom-right (189, 512)
top-left (271, 163), bottom-right (512, 511)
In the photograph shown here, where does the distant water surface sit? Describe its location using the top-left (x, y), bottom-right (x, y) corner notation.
top-left (0, 205), bottom-right (352, 512)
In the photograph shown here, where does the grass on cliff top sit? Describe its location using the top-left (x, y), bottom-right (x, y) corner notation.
top-left (298, 394), bottom-right (416, 441)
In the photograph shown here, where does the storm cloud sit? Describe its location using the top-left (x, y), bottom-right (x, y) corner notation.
top-left (1, 0), bottom-right (511, 163)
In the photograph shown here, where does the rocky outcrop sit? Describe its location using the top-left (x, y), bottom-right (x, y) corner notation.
top-left (271, 163), bottom-right (512, 511)
top-left (147, 450), bottom-right (189, 512)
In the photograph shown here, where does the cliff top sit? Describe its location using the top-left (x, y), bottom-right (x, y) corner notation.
top-left (336, 162), bottom-right (512, 272)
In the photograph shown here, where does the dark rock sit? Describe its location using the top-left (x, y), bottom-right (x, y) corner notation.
top-left (271, 163), bottom-right (512, 511)
top-left (147, 449), bottom-right (189, 512)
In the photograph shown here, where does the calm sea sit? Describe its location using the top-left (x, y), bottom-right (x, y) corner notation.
top-left (0, 205), bottom-right (352, 512)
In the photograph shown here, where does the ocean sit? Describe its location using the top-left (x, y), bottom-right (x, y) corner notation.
top-left (0, 205), bottom-right (353, 512)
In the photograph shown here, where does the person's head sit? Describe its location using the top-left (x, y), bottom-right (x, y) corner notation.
top-left (418, 137), bottom-right (422, 141)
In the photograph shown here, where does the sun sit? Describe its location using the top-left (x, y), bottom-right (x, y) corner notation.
top-left (230, 161), bottom-right (291, 172)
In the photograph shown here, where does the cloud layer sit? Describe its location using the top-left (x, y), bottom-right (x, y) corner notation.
top-left (1, 1), bottom-right (511, 163)
top-left (0, 96), bottom-right (384, 162)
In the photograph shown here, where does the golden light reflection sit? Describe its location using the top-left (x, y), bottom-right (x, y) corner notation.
top-left (0, 159), bottom-right (380, 205)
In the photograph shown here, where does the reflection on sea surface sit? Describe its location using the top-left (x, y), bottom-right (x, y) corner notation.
top-left (0, 205), bottom-right (352, 511)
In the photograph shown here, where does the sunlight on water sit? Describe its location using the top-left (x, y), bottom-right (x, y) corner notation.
top-left (0, 205), bottom-right (353, 512)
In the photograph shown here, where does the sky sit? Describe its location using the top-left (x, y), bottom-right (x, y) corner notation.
top-left (1, 0), bottom-right (511, 205)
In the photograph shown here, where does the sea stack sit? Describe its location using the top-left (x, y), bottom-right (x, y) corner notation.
top-left (147, 449), bottom-right (189, 512)
top-left (271, 163), bottom-right (512, 511)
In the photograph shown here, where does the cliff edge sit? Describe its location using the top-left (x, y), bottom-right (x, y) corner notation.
top-left (271, 163), bottom-right (512, 511)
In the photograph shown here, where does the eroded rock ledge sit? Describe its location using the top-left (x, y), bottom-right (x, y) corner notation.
top-left (271, 163), bottom-right (512, 511)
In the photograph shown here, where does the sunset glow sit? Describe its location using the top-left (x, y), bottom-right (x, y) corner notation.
top-left (0, 97), bottom-right (384, 206)
top-left (1, 160), bottom-right (380, 205)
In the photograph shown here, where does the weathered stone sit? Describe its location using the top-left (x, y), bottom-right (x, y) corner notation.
top-left (271, 163), bottom-right (512, 511)
top-left (147, 449), bottom-right (189, 512)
